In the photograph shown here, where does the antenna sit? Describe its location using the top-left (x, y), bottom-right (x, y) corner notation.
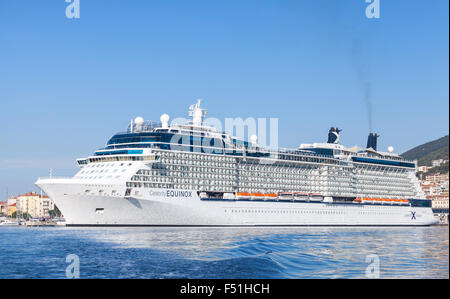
top-left (189, 99), bottom-right (207, 127)
top-left (250, 134), bottom-right (258, 146)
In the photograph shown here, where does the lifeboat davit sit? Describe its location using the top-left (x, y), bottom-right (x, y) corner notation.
top-left (223, 193), bottom-right (236, 200)
top-left (294, 193), bottom-right (309, 202)
top-left (309, 193), bottom-right (324, 202)
top-left (278, 192), bottom-right (293, 201)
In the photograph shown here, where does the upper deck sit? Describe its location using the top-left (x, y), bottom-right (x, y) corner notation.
top-left (84, 100), bottom-right (416, 169)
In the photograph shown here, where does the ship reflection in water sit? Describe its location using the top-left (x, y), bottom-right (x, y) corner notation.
top-left (0, 226), bottom-right (448, 279)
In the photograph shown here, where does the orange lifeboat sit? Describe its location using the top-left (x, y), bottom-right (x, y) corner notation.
top-left (264, 193), bottom-right (278, 200)
top-left (400, 199), bottom-right (410, 205)
top-left (362, 197), bottom-right (372, 204)
top-left (251, 192), bottom-right (265, 200)
top-left (236, 192), bottom-right (251, 200)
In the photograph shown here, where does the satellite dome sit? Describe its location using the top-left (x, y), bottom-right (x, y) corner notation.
top-left (388, 146), bottom-right (394, 153)
top-left (134, 117), bottom-right (144, 125)
top-left (160, 114), bottom-right (170, 123)
top-left (160, 114), bottom-right (170, 129)
top-left (250, 134), bottom-right (258, 144)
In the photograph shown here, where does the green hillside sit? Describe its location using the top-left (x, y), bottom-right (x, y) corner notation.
top-left (401, 135), bottom-right (449, 166)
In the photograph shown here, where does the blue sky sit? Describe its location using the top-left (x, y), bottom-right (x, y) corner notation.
top-left (0, 0), bottom-right (448, 197)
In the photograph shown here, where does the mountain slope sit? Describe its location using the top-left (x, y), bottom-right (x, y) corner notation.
top-left (401, 135), bottom-right (449, 166)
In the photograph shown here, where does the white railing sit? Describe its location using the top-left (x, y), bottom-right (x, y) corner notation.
top-left (37, 176), bottom-right (73, 180)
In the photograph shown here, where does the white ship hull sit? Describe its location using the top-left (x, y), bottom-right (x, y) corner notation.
top-left (37, 179), bottom-right (438, 226)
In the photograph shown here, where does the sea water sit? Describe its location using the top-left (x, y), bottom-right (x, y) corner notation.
top-left (0, 226), bottom-right (447, 279)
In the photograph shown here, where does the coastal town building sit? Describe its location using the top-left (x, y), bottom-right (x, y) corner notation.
top-left (6, 196), bottom-right (17, 217)
top-left (7, 196), bottom-right (17, 206)
top-left (7, 192), bottom-right (55, 219)
top-left (430, 195), bottom-right (449, 211)
top-left (418, 166), bottom-right (431, 173)
top-left (7, 203), bottom-right (16, 217)
top-left (421, 170), bottom-right (449, 224)
top-left (0, 201), bottom-right (6, 215)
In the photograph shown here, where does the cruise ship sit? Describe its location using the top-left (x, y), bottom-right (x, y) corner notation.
top-left (36, 100), bottom-right (438, 226)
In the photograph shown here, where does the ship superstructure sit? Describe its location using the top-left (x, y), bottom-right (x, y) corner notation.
top-left (36, 101), bottom-right (437, 226)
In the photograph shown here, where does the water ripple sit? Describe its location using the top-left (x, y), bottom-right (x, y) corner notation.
top-left (0, 226), bottom-right (447, 279)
